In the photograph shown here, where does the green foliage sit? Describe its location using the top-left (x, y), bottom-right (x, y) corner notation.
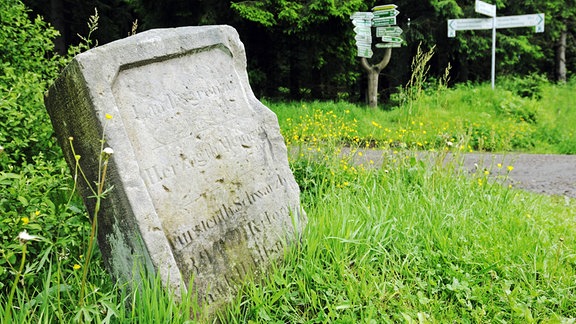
top-left (0, 156), bottom-right (92, 310)
top-left (232, 0), bottom-right (364, 34)
top-left (230, 2), bottom-right (275, 27)
top-left (0, 0), bottom-right (63, 168)
top-left (500, 73), bottom-right (548, 100)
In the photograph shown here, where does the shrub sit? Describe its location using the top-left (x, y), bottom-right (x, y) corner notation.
top-left (0, 0), bottom-right (63, 168)
top-left (500, 74), bottom-right (548, 100)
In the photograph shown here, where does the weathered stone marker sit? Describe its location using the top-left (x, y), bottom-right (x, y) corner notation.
top-left (45, 25), bottom-right (306, 317)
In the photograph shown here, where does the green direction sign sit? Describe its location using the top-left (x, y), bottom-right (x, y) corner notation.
top-left (376, 43), bottom-right (401, 48)
top-left (376, 26), bottom-right (403, 37)
top-left (381, 36), bottom-right (403, 43)
top-left (373, 9), bottom-right (399, 18)
top-left (372, 17), bottom-right (396, 26)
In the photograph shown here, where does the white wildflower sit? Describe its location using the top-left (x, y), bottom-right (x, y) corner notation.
top-left (18, 230), bottom-right (40, 244)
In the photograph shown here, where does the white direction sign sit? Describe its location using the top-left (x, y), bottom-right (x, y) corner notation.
top-left (355, 34), bottom-right (372, 43)
top-left (352, 19), bottom-right (372, 27)
top-left (350, 12), bottom-right (373, 20)
top-left (376, 26), bottom-right (403, 37)
top-left (475, 0), bottom-right (496, 17)
top-left (357, 45), bottom-right (373, 58)
top-left (354, 26), bottom-right (371, 36)
top-left (376, 43), bottom-right (401, 48)
top-left (381, 36), bottom-right (402, 43)
top-left (448, 14), bottom-right (545, 37)
top-left (497, 14), bottom-right (545, 31)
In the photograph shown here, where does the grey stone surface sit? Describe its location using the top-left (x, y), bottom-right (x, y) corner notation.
top-left (45, 25), bottom-right (306, 317)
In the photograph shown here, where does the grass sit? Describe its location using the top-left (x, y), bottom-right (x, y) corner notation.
top-left (2, 76), bottom-right (576, 322)
top-left (269, 77), bottom-right (576, 154)
top-left (214, 96), bottom-right (576, 322)
top-left (219, 156), bottom-right (576, 322)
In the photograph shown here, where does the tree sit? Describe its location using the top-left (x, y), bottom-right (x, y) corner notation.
top-left (230, 0), bottom-right (366, 99)
top-left (361, 49), bottom-right (392, 108)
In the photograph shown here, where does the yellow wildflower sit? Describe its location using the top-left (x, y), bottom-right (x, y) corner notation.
top-left (21, 217), bottom-right (30, 225)
top-left (73, 264), bottom-right (82, 270)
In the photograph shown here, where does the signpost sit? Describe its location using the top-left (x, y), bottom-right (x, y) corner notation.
top-left (350, 4), bottom-right (404, 59)
top-left (448, 0), bottom-right (545, 89)
top-left (350, 4), bottom-right (403, 108)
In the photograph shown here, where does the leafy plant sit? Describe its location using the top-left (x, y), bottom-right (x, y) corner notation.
top-left (0, 0), bottom-right (64, 168)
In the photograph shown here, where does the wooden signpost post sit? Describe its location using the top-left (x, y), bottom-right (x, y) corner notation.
top-left (350, 4), bottom-right (403, 108)
top-left (448, 0), bottom-right (545, 89)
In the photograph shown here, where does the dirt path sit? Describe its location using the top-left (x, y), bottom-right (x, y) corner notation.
top-left (454, 153), bottom-right (576, 198)
top-left (349, 150), bottom-right (576, 198)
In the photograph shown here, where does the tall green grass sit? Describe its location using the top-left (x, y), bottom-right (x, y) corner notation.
top-left (268, 78), bottom-right (576, 154)
top-left (217, 151), bottom-right (575, 322)
top-left (4, 80), bottom-right (576, 322)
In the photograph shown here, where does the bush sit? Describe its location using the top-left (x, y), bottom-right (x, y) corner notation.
top-left (0, 0), bottom-right (63, 168)
top-left (500, 74), bottom-right (548, 100)
top-left (0, 0), bottom-right (89, 300)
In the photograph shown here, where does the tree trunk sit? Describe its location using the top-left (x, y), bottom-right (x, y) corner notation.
top-left (556, 26), bottom-right (567, 83)
top-left (361, 48), bottom-right (392, 109)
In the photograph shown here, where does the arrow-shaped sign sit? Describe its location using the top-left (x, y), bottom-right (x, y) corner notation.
top-left (376, 43), bottom-right (401, 48)
top-left (373, 4), bottom-right (397, 11)
top-left (350, 12), bottom-right (373, 20)
top-left (355, 34), bottom-right (372, 43)
top-left (372, 17), bottom-right (396, 26)
top-left (376, 26), bottom-right (403, 37)
top-left (448, 13), bottom-right (545, 37)
top-left (381, 36), bottom-right (403, 43)
top-left (373, 9), bottom-right (399, 18)
top-left (354, 26), bottom-right (371, 36)
top-left (352, 18), bottom-right (372, 27)
top-left (357, 45), bottom-right (373, 58)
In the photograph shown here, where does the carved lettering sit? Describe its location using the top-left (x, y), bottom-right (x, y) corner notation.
top-left (170, 173), bottom-right (291, 250)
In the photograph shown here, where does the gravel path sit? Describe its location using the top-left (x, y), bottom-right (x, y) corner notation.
top-left (347, 149), bottom-right (576, 198)
top-left (453, 153), bottom-right (576, 198)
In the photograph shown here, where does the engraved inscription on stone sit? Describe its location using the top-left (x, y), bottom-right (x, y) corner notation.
top-left (45, 26), bottom-right (306, 318)
top-left (110, 36), bottom-right (303, 306)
